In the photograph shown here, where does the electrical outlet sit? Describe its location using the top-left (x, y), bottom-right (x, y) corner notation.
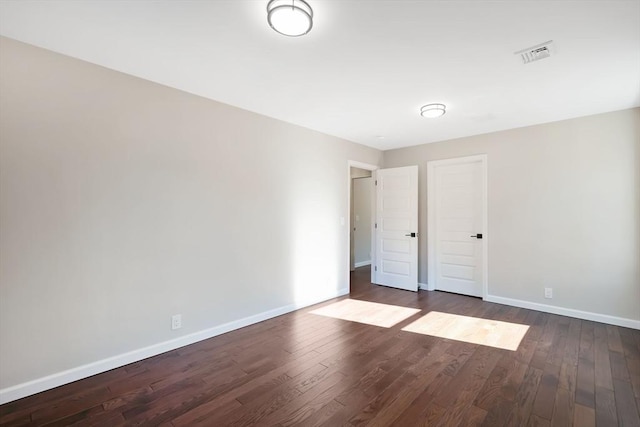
top-left (544, 288), bottom-right (553, 299)
top-left (171, 314), bottom-right (182, 330)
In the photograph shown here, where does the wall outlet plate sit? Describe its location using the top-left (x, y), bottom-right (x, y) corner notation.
top-left (171, 314), bottom-right (182, 330)
top-left (544, 288), bottom-right (553, 299)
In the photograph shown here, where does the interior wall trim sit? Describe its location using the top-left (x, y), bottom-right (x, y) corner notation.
top-left (485, 294), bottom-right (640, 330)
top-left (354, 260), bottom-right (371, 268)
top-left (0, 287), bottom-right (350, 405)
top-left (418, 282), bottom-right (432, 291)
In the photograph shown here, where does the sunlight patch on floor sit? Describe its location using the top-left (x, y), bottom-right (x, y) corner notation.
top-left (401, 311), bottom-right (529, 351)
top-left (309, 299), bottom-right (421, 328)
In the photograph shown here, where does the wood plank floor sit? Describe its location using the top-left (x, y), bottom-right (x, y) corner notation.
top-left (1, 266), bottom-right (639, 426)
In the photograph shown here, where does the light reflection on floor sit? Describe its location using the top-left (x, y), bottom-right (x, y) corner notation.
top-left (402, 311), bottom-right (529, 351)
top-left (311, 300), bottom-right (530, 351)
top-left (309, 299), bottom-right (421, 328)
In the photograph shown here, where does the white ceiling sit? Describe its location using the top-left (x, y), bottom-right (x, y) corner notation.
top-left (1, 0), bottom-right (639, 150)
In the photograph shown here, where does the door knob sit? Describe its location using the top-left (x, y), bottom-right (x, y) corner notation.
top-left (405, 232), bottom-right (417, 238)
top-left (470, 233), bottom-right (483, 239)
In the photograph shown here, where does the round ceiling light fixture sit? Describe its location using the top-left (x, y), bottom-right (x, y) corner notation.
top-left (420, 103), bottom-right (446, 118)
top-left (267, 0), bottom-right (313, 37)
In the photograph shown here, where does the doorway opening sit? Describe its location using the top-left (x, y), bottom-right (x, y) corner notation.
top-left (347, 161), bottom-right (378, 293)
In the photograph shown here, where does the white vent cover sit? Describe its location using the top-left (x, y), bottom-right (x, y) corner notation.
top-left (515, 40), bottom-right (556, 64)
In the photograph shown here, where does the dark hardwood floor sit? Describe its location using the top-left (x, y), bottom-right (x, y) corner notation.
top-left (1, 266), bottom-right (639, 426)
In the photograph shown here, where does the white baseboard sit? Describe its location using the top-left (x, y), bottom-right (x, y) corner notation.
top-left (0, 288), bottom-right (349, 405)
top-left (484, 295), bottom-right (640, 330)
top-left (418, 282), bottom-right (434, 291)
top-left (354, 260), bottom-right (371, 268)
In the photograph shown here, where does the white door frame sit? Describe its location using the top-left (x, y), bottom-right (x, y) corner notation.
top-left (427, 154), bottom-right (488, 297)
top-left (347, 161), bottom-right (379, 287)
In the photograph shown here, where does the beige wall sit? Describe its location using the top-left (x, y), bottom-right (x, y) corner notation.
top-left (384, 108), bottom-right (640, 323)
top-left (0, 37), bottom-right (382, 393)
top-left (350, 167), bottom-right (373, 179)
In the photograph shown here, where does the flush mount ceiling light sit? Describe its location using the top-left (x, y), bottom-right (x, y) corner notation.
top-left (267, 0), bottom-right (313, 37)
top-left (420, 103), bottom-right (446, 118)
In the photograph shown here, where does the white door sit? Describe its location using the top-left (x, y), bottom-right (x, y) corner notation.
top-left (374, 166), bottom-right (419, 292)
top-left (427, 156), bottom-right (486, 297)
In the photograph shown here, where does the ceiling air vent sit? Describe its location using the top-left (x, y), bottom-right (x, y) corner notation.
top-left (515, 40), bottom-right (556, 64)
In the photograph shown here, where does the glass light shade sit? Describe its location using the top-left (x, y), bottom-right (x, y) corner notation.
top-left (420, 104), bottom-right (446, 118)
top-left (267, 0), bottom-right (313, 37)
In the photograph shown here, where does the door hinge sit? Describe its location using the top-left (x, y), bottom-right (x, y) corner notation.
top-left (374, 223), bottom-right (377, 229)
top-left (375, 180), bottom-right (377, 186)
top-left (375, 266), bottom-right (377, 271)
